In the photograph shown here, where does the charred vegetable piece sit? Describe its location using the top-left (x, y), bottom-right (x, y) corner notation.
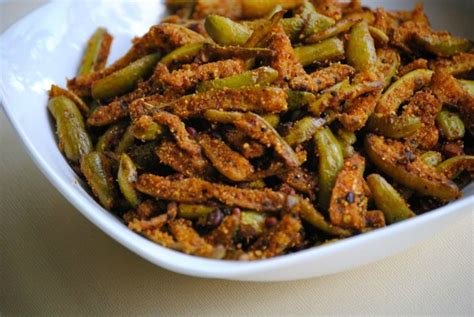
top-left (436, 156), bottom-right (474, 180)
top-left (365, 134), bottom-right (460, 200)
top-left (346, 20), bottom-right (377, 72)
top-left (314, 127), bottom-right (344, 211)
top-left (80, 151), bottom-right (116, 209)
top-left (196, 66), bottom-right (279, 92)
top-left (366, 113), bottom-right (421, 139)
top-left (78, 27), bottom-right (113, 75)
top-left (91, 53), bottom-right (160, 100)
top-left (294, 37), bottom-right (345, 66)
top-left (436, 110), bottom-right (465, 141)
top-left (367, 174), bottom-right (416, 224)
top-left (48, 96), bottom-right (92, 163)
top-left (118, 153), bottom-right (140, 208)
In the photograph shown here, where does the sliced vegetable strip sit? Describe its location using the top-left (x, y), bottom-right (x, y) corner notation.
top-left (365, 134), bottom-right (460, 200)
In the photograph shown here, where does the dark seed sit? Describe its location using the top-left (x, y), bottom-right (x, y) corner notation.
top-left (231, 207), bottom-right (241, 217)
top-left (207, 209), bottom-right (224, 227)
top-left (210, 131), bottom-right (222, 139)
top-left (265, 216), bottom-right (278, 228)
top-left (345, 191), bottom-right (355, 204)
top-left (186, 126), bottom-right (197, 137)
top-left (221, 206), bottom-right (232, 215)
top-left (405, 150), bottom-right (416, 162)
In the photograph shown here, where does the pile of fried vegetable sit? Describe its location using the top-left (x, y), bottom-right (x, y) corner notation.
top-left (48, 0), bottom-right (474, 260)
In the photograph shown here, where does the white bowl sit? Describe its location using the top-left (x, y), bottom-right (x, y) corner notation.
top-left (1, 0), bottom-right (473, 281)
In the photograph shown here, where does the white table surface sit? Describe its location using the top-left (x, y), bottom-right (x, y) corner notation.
top-left (1, 1), bottom-right (473, 315)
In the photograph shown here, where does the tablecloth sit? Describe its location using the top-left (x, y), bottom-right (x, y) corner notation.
top-left (1, 1), bottom-right (473, 315)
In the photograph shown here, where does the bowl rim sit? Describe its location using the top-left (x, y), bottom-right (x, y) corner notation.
top-left (1, 0), bottom-right (473, 281)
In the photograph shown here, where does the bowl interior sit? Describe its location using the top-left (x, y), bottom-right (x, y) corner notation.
top-left (1, 0), bottom-right (473, 281)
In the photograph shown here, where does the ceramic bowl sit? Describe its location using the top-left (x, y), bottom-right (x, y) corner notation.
top-left (1, 0), bottom-right (472, 281)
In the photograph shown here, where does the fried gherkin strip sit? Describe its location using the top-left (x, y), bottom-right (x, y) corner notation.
top-left (170, 87), bottom-right (287, 118)
top-left (152, 110), bottom-right (201, 156)
top-left (198, 133), bottom-right (254, 182)
top-left (136, 174), bottom-right (286, 212)
top-left (365, 134), bottom-right (460, 200)
top-left (204, 110), bottom-right (300, 168)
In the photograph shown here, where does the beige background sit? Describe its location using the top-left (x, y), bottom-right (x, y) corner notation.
top-left (1, 1), bottom-right (473, 315)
